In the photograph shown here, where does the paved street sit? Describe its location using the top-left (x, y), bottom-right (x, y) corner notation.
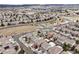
top-left (13, 33), bottom-right (34, 54)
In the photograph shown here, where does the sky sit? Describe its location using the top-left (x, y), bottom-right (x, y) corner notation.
top-left (0, 0), bottom-right (79, 5)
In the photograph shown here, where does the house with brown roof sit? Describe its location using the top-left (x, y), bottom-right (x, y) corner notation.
top-left (48, 46), bottom-right (63, 54)
top-left (40, 42), bottom-right (52, 51)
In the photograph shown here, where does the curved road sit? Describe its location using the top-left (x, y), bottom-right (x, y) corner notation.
top-left (13, 32), bottom-right (34, 54)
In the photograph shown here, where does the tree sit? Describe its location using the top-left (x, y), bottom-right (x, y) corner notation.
top-left (71, 46), bottom-right (75, 51)
top-left (62, 43), bottom-right (71, 51)
top-left (76, 20), bottom-right (79, 22)
top-left (0, 20), bottom-right (4, 26)
top-left (19, 49), bottom-right (25, 54)
top-left (24, 37), bottom-right (27, 41)
top-left (75, 24), bottom-right (79, 28)
top-left (75, 49), bottom-right (79, 54)
top-left (65, 10), bottom-right (68, 13)
top-left (53, 37), bottom-right (57, 41)
top-left (76, 40), bottom-right (79, 44)
top-left (37, 30), bottom-right (43, 37)
top-left (7, 23), bottom-right (11, 26)
top-left (19, 22), bottom-right (25, 24)
top-left (10, 19), bottom-right (13, 22)
top-left (1, 23), bottom-right (5, 26)
top-left (31, 19), bottom-right (33, 23)
top-left (14, 45), bottom-right (18, 51)
top-left (65, 31), bottom-right (68, 33)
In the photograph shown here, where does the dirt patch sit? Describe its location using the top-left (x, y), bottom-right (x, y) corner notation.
top-left (0, 25), bottom-right (36, 36)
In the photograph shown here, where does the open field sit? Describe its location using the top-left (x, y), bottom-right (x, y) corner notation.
top-left (0, 18), bottom-right (64, 36)
top-left (0, 25), bottom-right (36, 36)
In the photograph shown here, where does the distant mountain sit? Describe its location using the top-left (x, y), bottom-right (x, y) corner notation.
top-left (0, 4), bottom-right (42, 8)
top-left (0, 4), bottom-right (79, 8)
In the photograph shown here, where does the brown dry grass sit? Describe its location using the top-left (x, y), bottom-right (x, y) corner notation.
top-left (0, 25), bottom-right (36, 36)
